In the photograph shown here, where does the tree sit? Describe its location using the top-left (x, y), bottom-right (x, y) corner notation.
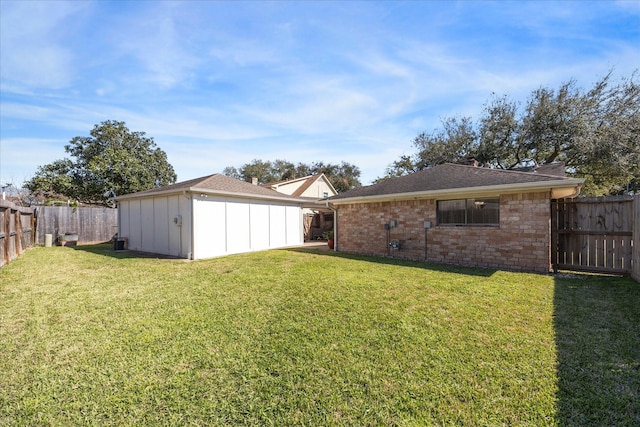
top-left (476, 94), bottom-right (525, 169)
top-left (25, 121), bottom-right (177, 205)
top-left (382, 71), bottom-right (640, 196)
top-left (223, 159), bottom-right (362, 193)
top-left (309, 161), bottom-right (362, 193)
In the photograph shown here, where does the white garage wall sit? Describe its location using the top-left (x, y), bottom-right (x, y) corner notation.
top-left (120, 193), bottom-right (302, 260)
top-left (118, 195), bottom-right (190, 257)
top-left (269, 205), bottom-right (287, 248)
top-left (192, 196), bottom-right (302, 260)
top-left (129, 200), bottom-right (142, 250)
top-left (226, 200), bottom-right (251, 255)
top-left (118, 200), bottom-right (131, 244)
top-left (167, 195), bottom-right (188, 258)
top-left (153, 197), bottom-right (169, 255)
top-left (286, 205), bottom-right (302, 245)
top-left (192, 196), bottom-right (226, 259)
top-left (250, 202), bottom-right (270, 251)
top-left (139, 199), bottom-right (155, 253)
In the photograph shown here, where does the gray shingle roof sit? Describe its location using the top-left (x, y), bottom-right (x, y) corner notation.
top-left (330, 163), bottom-right (579, 201)
top-left (117, 174), bottom-right (304, 201)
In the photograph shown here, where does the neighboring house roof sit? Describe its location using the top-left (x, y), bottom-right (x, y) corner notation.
top-left (330, 163), bottom-right (584, 204)
top-left (116, 174), bottom-right (308, 203)
top-left (263, 174), bottom-right (338, 198)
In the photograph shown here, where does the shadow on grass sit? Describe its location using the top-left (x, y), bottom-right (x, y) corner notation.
top-left (553, 273), bottom-right (640, 426)
top-left (69, 243), bottom-right (184, 260)
top-left (70, 243), bottom-right (498, 277)
top-left (286, 246), bottom-right (498, 277)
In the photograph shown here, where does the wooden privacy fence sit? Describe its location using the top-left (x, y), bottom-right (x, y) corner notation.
top-left (551, 196), bottom-right (636, 275)
top-left (35, 206), bottom-right (118, 245)
top-left (633, 195), bottom-right (640, 283)
top-left (0, 200), bottom-right (36, 267)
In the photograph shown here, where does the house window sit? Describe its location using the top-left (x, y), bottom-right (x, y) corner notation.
top-left (437, 198), bottom-right (499, 226)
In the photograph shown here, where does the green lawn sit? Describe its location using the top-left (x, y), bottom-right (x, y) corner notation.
top-left (1, 244), bottom-right (638, 426)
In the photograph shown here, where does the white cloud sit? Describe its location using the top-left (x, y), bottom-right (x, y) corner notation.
top-left (1, 1), bottom-right (638, 189)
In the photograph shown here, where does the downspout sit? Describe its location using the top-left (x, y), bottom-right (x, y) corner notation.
top-left (325, 200), bottom-right (337, 251)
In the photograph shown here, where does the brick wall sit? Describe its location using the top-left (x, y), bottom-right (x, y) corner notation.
top-left (336, 191), bottom-right (552, 273)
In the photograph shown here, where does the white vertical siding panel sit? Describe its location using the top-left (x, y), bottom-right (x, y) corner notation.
top-left (167, 195), bottom-right (182, 257)
top-left (121, 193), bottom-right (302, 259)
top-left (118, 200), bottom-right (131, 243)
top-left (250, 202), bottom-right (270, 251)
top-left (128, 200), bottom-right (142, 251)
top-left (153, 197), bottom-right (170, 255)
top-left (139, 199), bottom-right (155, 252)
top-left (226, 200), bottom-right (251, 254)
top-left (286, 205), bottom-right (302, 245)
top-left (269, 205), bottom-right (287, 247)
top-left (192, 196), bottom-right (226, 259)
top-left (181, 194), bottom-right (192, 259)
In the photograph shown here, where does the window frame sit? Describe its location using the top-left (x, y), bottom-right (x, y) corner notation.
top-left (436, 197), bottom-right (500, 226)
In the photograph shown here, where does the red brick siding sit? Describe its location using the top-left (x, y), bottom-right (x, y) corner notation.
top-left (336, 192), bottom-right (552, 273)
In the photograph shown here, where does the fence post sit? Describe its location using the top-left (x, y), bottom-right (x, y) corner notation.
top-left (633, 195), bottom-right (640, 283)
top-left (0, 201), bottom-right (36, 268)
top-left (3, 206), bottom-right (9, 266)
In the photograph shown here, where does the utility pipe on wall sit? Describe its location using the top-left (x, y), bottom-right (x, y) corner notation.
top-left (424, 221), bottom-right (431, 262)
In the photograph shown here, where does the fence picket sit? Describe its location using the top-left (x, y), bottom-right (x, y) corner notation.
top-left (0, 201), bottom-right (36, 267)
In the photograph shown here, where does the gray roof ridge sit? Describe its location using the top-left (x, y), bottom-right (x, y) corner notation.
top-left (441, 162), bottom-right (571, 180)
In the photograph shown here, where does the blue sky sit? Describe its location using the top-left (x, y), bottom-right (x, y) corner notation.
top-left (1, 1), bottom-right (639, 188)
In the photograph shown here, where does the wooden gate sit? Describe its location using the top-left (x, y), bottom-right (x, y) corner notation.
top-left (551, 196), bottom-right (634, 274)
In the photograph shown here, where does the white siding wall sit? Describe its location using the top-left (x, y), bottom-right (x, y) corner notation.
top-left (119, 193), bottom-right (302, 260)
top-left (299, 178), bottom-right (336, 198)
top-left (286, 205), bottom-right (302, 245)
top-left (118, 194), bottom-right (190, 258)
top-left (139, 199), bottom-right (155, 253)
top-left (225, 200), bottom-right (251, 255)
top-left (129, 200), bottom-right (142, 249)
top-left (250, 202), bottom-right (271, 251)
top-left (153, 197), bottom-right (169, 255)
top-left (190, 195), bottom-right (303, 260)
top-left (192, 196), bottom-right (226, 259)
top-left (118, 200), bottom-right (132, 246)
top-left (269, 205), bottom-right (287, 248)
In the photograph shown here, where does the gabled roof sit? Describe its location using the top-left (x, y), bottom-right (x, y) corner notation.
top-left (264, 173), bottom-right (338, 198)
top-left (330, 163), bottom-right (584, 204)
top-left (116, 174), bottom-right (307, 203)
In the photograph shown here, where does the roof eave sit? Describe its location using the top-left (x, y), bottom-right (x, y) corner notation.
top-left (191, 187), bottom-right (305, 204)
top-left (329, 179), bottom-right (585, 205)
top-left (115, 188), bottom-right (184, 201)
top-left (116, 186), bottom-right (305, 204)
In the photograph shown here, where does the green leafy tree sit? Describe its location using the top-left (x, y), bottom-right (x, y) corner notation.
top-left (25, 121), bottom-right (177, 205)
top-left (223, 159), bottom-right (362, 193)
top-left (477, 94), bottom-right (525, 169)
top-left (22, 159), bottom-right (74, 202)
top-left (310, 161), bottom-right (362, 193)
top-left (382, 71), bottom-right (639, 196)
